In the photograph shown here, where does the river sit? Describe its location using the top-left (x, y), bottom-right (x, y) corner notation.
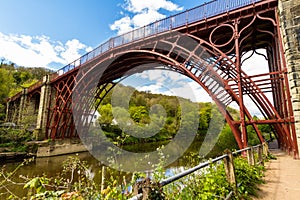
top-left (0, 140), bottom-right (219, 198)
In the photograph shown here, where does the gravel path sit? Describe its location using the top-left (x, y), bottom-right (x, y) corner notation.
top-left (253, 149), bottom-right (300, 200)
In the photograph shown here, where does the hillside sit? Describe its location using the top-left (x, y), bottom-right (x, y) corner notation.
top-left (0, 62), bottom-right (52, 122)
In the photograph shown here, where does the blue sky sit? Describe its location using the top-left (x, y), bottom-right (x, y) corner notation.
top-left (0, 0), bottom-right (206, 69)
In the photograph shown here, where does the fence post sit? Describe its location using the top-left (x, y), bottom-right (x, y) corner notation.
top-left (133, 178), bottom-right (152, 200)
top-left (263, 142), bottom-right (269, 158)
top-left (142, 178), bottom-right (151, 200)
top-left (258, 145), bottom-right (264, 166)
top-left (101, 166), bottom-right (106, 192)
top-left (247, 147), bottom-right (255, 166)
top-left (223, 150), bottom-right (237, 194)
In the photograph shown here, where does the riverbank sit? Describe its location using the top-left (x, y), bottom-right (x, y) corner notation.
top-left (0, 152), bottom-right (35, 162)
top-left (0, 138), bottom-right (87, 161)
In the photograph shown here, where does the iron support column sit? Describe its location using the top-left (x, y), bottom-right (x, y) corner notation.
top-left (234, 20), bottom-right (247, 148)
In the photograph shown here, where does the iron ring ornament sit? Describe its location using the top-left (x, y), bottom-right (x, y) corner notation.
top-left (209, 23), bottom-right (235, 48)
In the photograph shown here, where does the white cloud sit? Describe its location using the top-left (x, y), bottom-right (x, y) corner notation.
top-left (241, 49), bottom-right (269, 75)
top-left (137, 83), bottom-right (164, 94)
top-left (0, 32), bottom-right (92, 69)
top-left (136, 78), bottom-right (211, 103)
top-left (140, 69), bottom-right (168, 83)
top-left (124, 0), bottom-right (183, 13)
top-left (123, 69), bottom-right (211, 103)
top-left (110, 16), bottom-right (133, 35)
top-left (186, 81), bottom-right (212, 102)
top-left (131, 9), bottom-right (165, 28)
top-left (229, 49), bottom-right (271, 117)
top-left (110, 0), bottom-right (183, 35)
top-left (60, 39), bottom-right (87, 63)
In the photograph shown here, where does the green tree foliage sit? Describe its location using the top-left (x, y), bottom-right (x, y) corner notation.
top-left (0, 104), bottom-right (6, 121)
top-left (95, 84), bottom-right (242, 150)
top-left (95, 83), bottom-right (273, 153)
top-left (98, 103), bottom-right (113, 125)
top-left (129, 106), bottom-right (150, 123)
top-left (0, 68), bottom-right (14, 122)
top-left (13, 70), bottom-right (32, 85)
top-left (0, 63), bottom-right (51, 122)
top-left (0, 68), bottom-right (13, 103)
top-left (215, 124), bottom-right (239, 152)
top-left (0, 128), bottom-right (32, 152)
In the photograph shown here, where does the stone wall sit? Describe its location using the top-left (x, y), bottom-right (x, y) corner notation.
top-left (278, 0), bottom-right (300, 154)
top-left (36, 139), bottom-right (87, 157)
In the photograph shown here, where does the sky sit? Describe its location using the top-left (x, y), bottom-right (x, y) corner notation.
top-left (0, 0), bottom-right (270, 116)
top-left (0, 0), bottom-right (206, 69)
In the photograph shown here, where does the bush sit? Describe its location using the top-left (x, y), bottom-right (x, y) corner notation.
top-left (234, 157), bottom-right (265, 198)
top-left (162, 156), bottom-right (265, 199)
top-left (0, 128), bottom-right (32, 152)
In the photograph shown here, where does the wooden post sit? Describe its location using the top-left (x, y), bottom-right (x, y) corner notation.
top-left (247, 147), bottom-right (255, 166)
top-left (263, 142), bottom-right (269, 158)
top-left (142, 178), bottom-right (151, 200)
top-left (223, 150), bottom-right (237, 193)
top-left (101, 166), bottom-right (106, 192)
top-left (258, 145), bottom-right (264, 166)
top-left (132, 178), bottom-right (152, 200)
top-left (132, 183), bottom-right (140, 196)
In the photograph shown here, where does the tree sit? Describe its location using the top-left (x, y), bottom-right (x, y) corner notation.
top-left (0, 68), bottom-right (13, 103)
top-left (0, 104), bottom-right (6, 122)
top-left (0, 63), bottom-right (51, 123)
top-left (215, 124), bottom-right (238, 151)
top-left (98, 103), bottom-right (113, 125)
top-left (0, 68), bottom-right (14, 122)
top-left (129, 106), bottom-right (149, 124)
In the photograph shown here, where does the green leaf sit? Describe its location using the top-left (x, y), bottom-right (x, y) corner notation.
top-left (24, 177), bottom-right (40, 189)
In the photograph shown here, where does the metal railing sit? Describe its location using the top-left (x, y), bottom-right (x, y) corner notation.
top-left (159, 154), bottom-right (228, 187)
top-left (160, 144), bottom-right (266, 186)
top-left (129, 143), bottom-right (269, 200)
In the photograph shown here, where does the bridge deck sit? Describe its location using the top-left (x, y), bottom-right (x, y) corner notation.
top-left (254, 148), bottom-right (300, 199)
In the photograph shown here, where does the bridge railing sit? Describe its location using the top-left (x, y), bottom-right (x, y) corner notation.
top-left (51, 0), bottom-right (262, 79)
top-left (129, 143), bottom-right (269, 200)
